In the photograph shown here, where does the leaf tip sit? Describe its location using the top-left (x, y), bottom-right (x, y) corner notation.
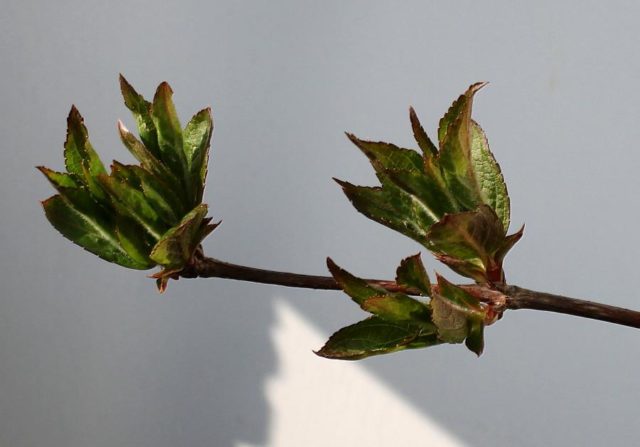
top-left (154, 81), bottom-right (174, 100)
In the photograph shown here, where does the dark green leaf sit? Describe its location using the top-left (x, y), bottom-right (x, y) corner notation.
top-left (120, 163), bottom-right (183, 225)
top-left (465, 317), bottom-right (485, 356)
top-left (151, 82), bottom-right (187, 184)
top-left (335, 177), bottom-right (433, 246)
top-left (316, 316), bottom-right (441, 360)
top-left (119, 74), bottom-right (161, 159)
top-left (114, 214), bottom-right (156, 268)
top-left (41, 192), bottom-right (148, 269)
top-left (98, 170), bottom-right (167, 240)
top-left (395, 253), bottom-right (431, 296)
top-left (63, 106), bottom-right (107, 201)
top-left (183, 108), bottom-right (213, 204)
top-left (117, 120), bottom-right (184, 201)
top-left (37, 166), bottom-right (79, 190)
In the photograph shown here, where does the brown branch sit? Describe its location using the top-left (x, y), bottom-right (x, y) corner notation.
top-left (184, 256), bottom-right (640, 330)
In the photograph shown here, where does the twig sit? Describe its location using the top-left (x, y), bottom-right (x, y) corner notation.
top-left (183, 256), bottom-right (640, 329)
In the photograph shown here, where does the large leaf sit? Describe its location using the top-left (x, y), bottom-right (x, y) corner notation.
top-left (437, 84), bottom-right (486, 211)
top-left (42, 191), bottom-right (149, 269)
top-left (316, 316), bottom-right (441, 360)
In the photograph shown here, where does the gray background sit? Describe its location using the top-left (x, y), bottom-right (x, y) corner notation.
top-left (3, 0), bottom-right (640, 445)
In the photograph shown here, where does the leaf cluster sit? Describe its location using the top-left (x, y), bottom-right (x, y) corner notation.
top-left (39, 76), bottom-right (217, 291)
top-left (319, 84), bottom-right (523, 359)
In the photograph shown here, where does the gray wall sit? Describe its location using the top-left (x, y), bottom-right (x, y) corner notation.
top-left (3, 0), bottom-right (640, 445)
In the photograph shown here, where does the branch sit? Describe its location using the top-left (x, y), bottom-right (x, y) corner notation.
top-left (184, 256), bottom-right (640, 330)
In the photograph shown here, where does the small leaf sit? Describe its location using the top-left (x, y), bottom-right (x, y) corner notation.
top-left (327, 258), bottom-right (433, 325)
top-left (409, 107), bottom-right (438, 158)
top-left (432, 275), bottom-right (485, 348)
top-left (426, 205), bottom-right (506, 282)
top-left (496, 224), bottom-right (525, 265)
top-left (119, 74), bottom-right (161, 159)
top-left (183, 108), bottom-right (213, 204)
top-left (37, 166), bottom-right (79, 190)
top-left (42, 192), bottom-right (148, 269)
top-left (395, 253), bottom-right (431, 296)
top-left (63, 106), bottom-right (108, 201)
top-left (346, 133), bottom-right (424, 174)
top-left (316, 316), bottom-right (441, 360)
top-left (149, 204), bottom-right (214, 269)
top-left (151, 82), bottom-right (187, 185)
top-left (465, 317), bottom-right (485, 356)
top-left (117, 120), bottom-right (184, 201)
top-left (438, 82), bottom-right (487, 146)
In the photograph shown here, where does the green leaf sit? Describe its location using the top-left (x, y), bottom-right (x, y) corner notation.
top-left (151, 82), bottom-right (187, 186)
top-left (114, 214), bottom-right (156, 268)
top-left (395, 253), bottom-right (431, 296)
top-left (98, 169), bottom-right (167, 240)
top-left (316, 316), bottom-right (441, 360)
top-left (346, 133), bottom-right (424, 174)
top-left (470, 120), bottom-right (510, 231)
top-left (37, 166), bottom-right (79, 190)
top-left (409, 106), bottom-right (438, 158)
top-left (119, 74), bottom-right (161, 159)
top-left (426, 205), bottom-right (506, 283)
top-left (117, 120), bottom-right (184, 201)
top-left (149, 204), bottom-right (215, 269)
top-left (183, 108), bottom-right (213, 204)
top-left (63, 106), bottom-right (108, 201)
top-left (113, 162), bottom-right (182, 226)
top-left (432, 275), bottom-right (485, 352)
top-left (385, 168), bottom-right (460, 219)
top-left (465, 317), bottom-right (485, 356)
top-left (438, 82), bottom-right (487, 146)
top-left (41, 192), bottom-right (149, 269)
top-left (335, 177), bottom-right (433, 246)
top-left (327, 258), bottom-right (433, 326)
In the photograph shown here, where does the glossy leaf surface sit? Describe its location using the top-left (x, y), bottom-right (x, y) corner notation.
top-left (316, 316), bottom-right (441, 360)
